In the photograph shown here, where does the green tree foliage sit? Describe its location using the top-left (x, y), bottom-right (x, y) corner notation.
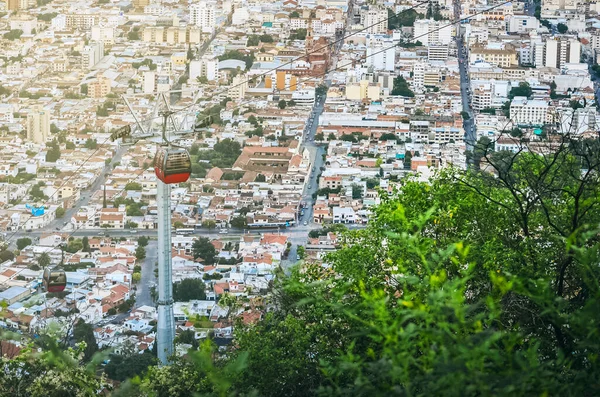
top-left (0, 250), bottom-right (15, 262)
top-left (30, 183), bottom-right (47, 200)
top-left (391, 75), bottom-right (414, 97)
top-left (65, 239), bottom-right (83, 253)
top-left (137, 235), bottom-right (149, 247)
top-left (308, 223), bottom-right (347, 238)
top-left (173, 278), bottom-right (207, 302)
top-left (230, 216), bottom-right (247, 228)
top-left (105, 352), bottom-right (157, 381)
top-left (56, 207), bottom-right (65, 218)
top-left (84, 139), bottom-right (97, 149)
top-left (196, 104), bottom-right (223, 128)
top-left (196, 138), bottom-right (241, 169)
top-left (132, 58), bottom-right (156, 70)
top-left (127, 26), bottom-right (141, 40)
top-left (254, 174), bottom-right (266, 182)
top-left (217, 50), bottom-right (254, 70)
top-left (45, 141), bottom-right (61, 162)
top-left (82, 236), bottom-right (90, 252)
top-left (135, 246), bottom-right (146, 261)
top-left (0, 85), bottom-right (11, 97)
top-left (278, 99), bottom-right (287, 109)
top-left (0, 338), bottom-right (108, 396)
top-left (192, 237), bottom-right (216, 265)
top-left (3, 30), bottom-right (23, 40)
top-left (17, 238), bottom-right (32, 250)
top-left (202, 220), bottom-right (216, 229)
top-left (175, 329), bottom-right (199, 350)
top-left (289, 28), bottom-right (307, 40)
top-left (387, 8), bottom-right (420, 29)
top-left (38, 252), bottom-right (51, 269)
top-left (113, 197), bottom-right (147, 216)
top-left (351, 183), bottom-right (363, 199)
top-left (37, 12), bottom-right (58, 21)
top-left (125, 182), bottom-right (142, 191)
top-left (557, 22), bottom-right (568, 34)
top-left (73, 319), bottom-right (98, 362)
top-left (508, 82), bottom-right (533, 99)
top-left (315, 84), bottom-right (328, 97)
top-left (289, 10), bottom-right (300, 18)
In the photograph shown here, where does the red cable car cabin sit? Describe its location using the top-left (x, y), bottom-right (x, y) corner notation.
top-left (43, 268), bottom-right (66, 293)
top-left (154, 148), bottom-right (192, 184)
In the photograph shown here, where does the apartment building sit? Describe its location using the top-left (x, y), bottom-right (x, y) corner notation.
top-left (228, 75), bottom-right (248, 100)
top-left (190, 2), bottom-right (216, 34)
top-left (26, 105), bottom-right (49, 144)
top-left (88, 76), bottom-right (111, 99)
top-left (544, 37), bottom-right (580, 69)
top-left (142, 26), bottom-right (202, 44)
top-left (428, 43), bottom-right (449, 62)
top-left (361, 5), bottom-right (387, 34)
top-left (413, 19), bottom-right (452, 46)
top-left (510, 97), bottom-right (549, 127)
top-left (470, 43), bottom-right (518, 68)
top-left (91, 25), bottom-right (115, 45)
top-left (65, 14), bottom-right (99, 30)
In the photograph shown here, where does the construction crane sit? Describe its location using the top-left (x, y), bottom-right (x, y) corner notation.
top-left (111, 91), bottom-right (198, 365)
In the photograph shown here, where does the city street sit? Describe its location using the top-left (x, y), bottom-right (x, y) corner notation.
top-left (135, 240), bottom-right (157, 308)
top-left (454, 0), bottom-right (476, 150)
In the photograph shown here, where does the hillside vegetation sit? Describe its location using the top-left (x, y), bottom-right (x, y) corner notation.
top-left (2, 140), bottom-right (600, 396)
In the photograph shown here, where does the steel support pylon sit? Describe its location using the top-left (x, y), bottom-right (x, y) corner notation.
top-left (156, 179), bottom-right (175, 365)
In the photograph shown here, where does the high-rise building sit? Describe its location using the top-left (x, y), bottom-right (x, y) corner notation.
top-left (366, 41), bottom-right (395, 71)
top-left (88, 76), bottom-right (112, 98)
top-left (413, 19), bottom-right (452, 46)
top-left (544, 37), bottom-right (580, 68)
top-left (228, 75), bottom-right (248, 100)
top-left (7, 0), bottom-right (20, 11)
top-left (143, 70), bottom-right (156, 94)
top-left (190, 2), bottom-right (216, 34)
top-left (81, 41), bottom-right (104, 69)
top-left (361, 6), bottom-right (387, 34)
top-left (65, 14), bottom-right (99, 30)
top-left (27, 106), bottom-right (50, 144)
top-left (133, 0), bottom-right (150, 11)
top-left (541, 0), bottom-right (581, 18)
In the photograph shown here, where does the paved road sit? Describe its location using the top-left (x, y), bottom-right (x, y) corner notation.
top-left (135, 240), bottom-right (157, 308)
top-left (454, 0), bottom-right (476, 151)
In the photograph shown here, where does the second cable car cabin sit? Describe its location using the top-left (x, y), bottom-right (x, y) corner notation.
top-left (43, 268), bottom-right (66, 293)
top-left (154, 148), bottom-right (192, 184)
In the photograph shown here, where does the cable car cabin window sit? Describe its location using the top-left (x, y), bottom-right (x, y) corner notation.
top-left (165, 152), bottom-right (192, 176)
top-left (154, 150), bottom-right (165, 169)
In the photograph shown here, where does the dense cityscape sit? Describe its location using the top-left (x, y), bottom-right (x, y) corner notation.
top-left (0, 0), bottom-right (599, 395)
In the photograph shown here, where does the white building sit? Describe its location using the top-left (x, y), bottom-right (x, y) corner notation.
top-left (190, 2), bottom-right (216, 34)
top-left (366, 40), bottom-right (395, 71)
top-left (413, 19), bottom-right (452, 46)
top-left (142, 69), bottom-right (156, 94)
top-left (510, 97), bottom-right (549, 127)
top-left (91, 25), bottom-right (115, 45)
top-left (81, 41), bottom-right (104, 69)
top-left (51, 14), bottom-right (66, 31)
top-left (544, 37), bottom-right (580, 69)
top-left (507, 15), bottom-right (540, 34)
top-left (190, 57), bottom-right (219, 82)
